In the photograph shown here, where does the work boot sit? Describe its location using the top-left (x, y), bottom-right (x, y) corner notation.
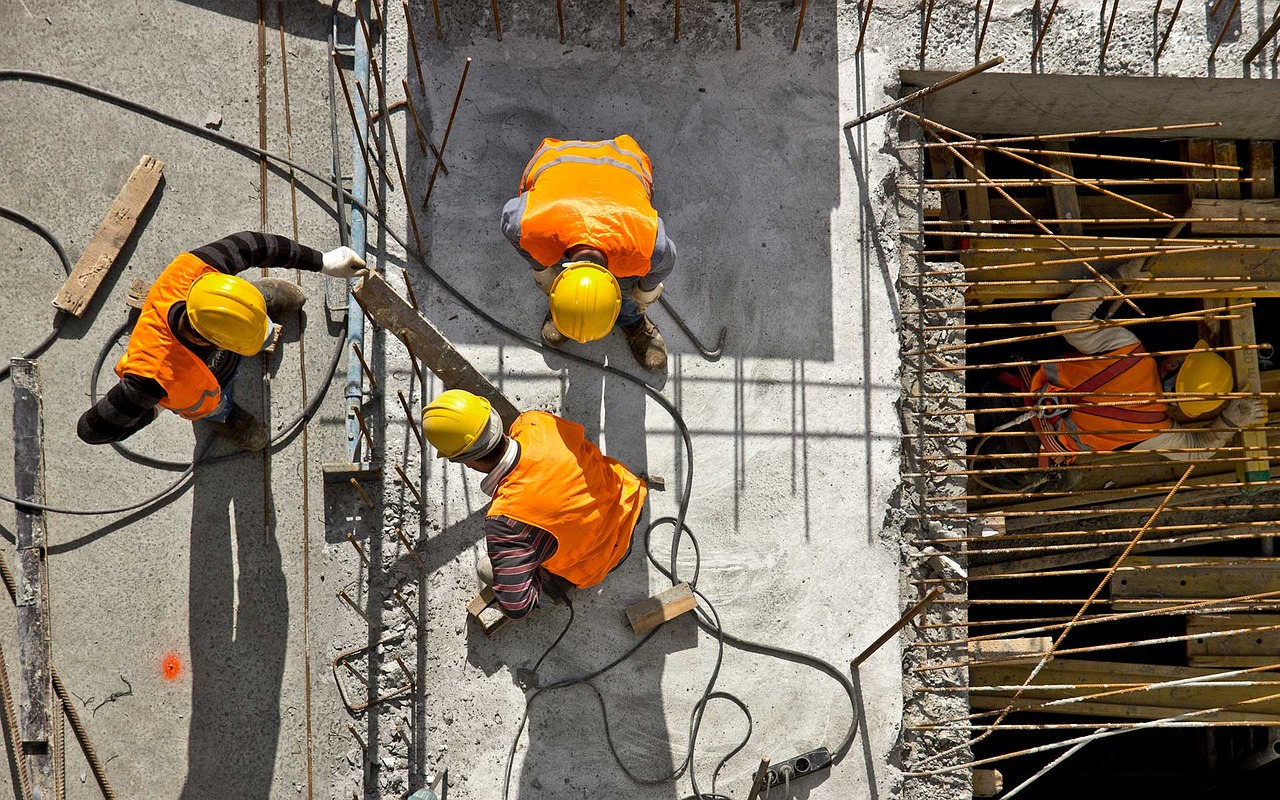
top-left (250, 277), bottom-right (306, 320)
top-left (209, 404), bottom-right (269, 451)
top-left (621, 315), bottom-right (668, 372)
top-left (540, 311), bottom-right (568, 348)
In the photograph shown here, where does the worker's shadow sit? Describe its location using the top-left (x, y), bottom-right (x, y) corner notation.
top-left (179, 433), bottom-right (287, 800)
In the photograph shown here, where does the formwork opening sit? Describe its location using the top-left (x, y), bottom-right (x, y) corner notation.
top-left (901, 73), bottom-right (1280, 795)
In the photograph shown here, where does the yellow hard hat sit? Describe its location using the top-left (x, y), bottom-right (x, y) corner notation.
top-left (186, 273), bottom-right (270, 356)
top-left (1175, 340), bottom-right (1233, 417)
top-left (548, 261), bottom-right (621, 344)
top-left (422, 389), bottom-right (498, 461)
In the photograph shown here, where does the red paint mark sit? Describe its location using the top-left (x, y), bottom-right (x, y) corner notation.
top-left (161, 652), bottom-right (182, 682)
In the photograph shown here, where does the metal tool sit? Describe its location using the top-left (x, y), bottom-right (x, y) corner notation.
top-left (658, 297), bottom-right (726, 361)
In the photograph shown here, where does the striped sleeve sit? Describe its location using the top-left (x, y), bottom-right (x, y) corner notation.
top-left (484, 515), bottom-right (559, 620)
top-left (189, 231), bottom-right (324, 275)
top-left (77, 374), bottom-right (166, 444)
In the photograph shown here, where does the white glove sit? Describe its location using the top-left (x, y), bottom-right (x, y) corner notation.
top-left (322, 246), bottom-right (367, 278)
top-left (532, 266), bottom-right (556, 296)
top-left (630, 282), bottom-right (664, 313)
top-left (1112, 259), bottom-right (1151, 283)
top-left (1221, 397), bottom-right (1266, 428)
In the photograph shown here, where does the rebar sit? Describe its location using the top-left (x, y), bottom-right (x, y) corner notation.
top-left (401, 80), bottom-right (449, 175)
top-left (349, 477), bottom-right (375, 508)
top-left (351, 343), bottom-right (378, 390)
top-left (401, 0), bottom-right (427, 89)
top-left (0, 644), bottom-right (31, 800)
top-left (852, 586), bottom-right (943, 667)
top-left (491, 0), bottom-right (503, 40)
top-left (394, 464), bottom-right (424, 507)
top-left (792, 0), bottom-right (809, 52)
top-left (397, 392), bottom-right (425, 447)
top-left (423, 57), bottom-right (470, 210)
top-left (856, 0), bottom-right (875, 53)
top-left (1155, 0), bottom-right (1184, 61)
top-left (1208, 0), bottom-right (1242, 62)
top-left (395, 525), bottom-right (425, 567)
top-left (331, 52), bottom-right (384, 212)
top-left (843, 57), bottom-right (1003, 130)
top-left (1099, 0), bottom-right (1119, 65)
top-left (1031, 0), bottom-right (1062, 60)
top-left (1244, 7), bottom-right (1280, 64)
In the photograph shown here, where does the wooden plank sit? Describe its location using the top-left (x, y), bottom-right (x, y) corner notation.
top-left (1214, 141), bottom-right (1241, 200)
top-left (626, 582), bottom-right (697, 636)
top-left (1043, 141), bottom-right (1084, 235)
top-left (962, 149), bottom-right (991, 232)
top-left (927, 148), bottom-right (964, 225)
top-left (1110, 556), bottom-right (1280, 610)
top-left (1184, 140), bottom-right (1219, 201)
top-left (125, 278), bottom-right (151, 311)
top-left (1187, 614), bottom-right (1280, 666)
top-left (968, 636), bottom-right (1051, 665)
top-left (1189, 198), bottom-right (1280, 235)
top-left (466, 587), bottom-right (510, 636)
top-left (985, 192), bottom-right (1189, 223)
top-left (52, 155), bottom-right (164, 316)
top-left (1250, 141), bottom-right (1275, 200)
top-left (11, 359), bottom-right (54, 797)
top-left (1227, 305), bottom-right (1271, 486)
top-left (353, 271), bottom-right (520, 429)
top-left (971, 658), bottom-right (1280, 721)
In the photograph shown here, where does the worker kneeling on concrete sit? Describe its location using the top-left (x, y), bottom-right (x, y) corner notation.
top-left (978, 260), bottom-right (1266, 491)
top-left (77, 232), bottom-right (366, 450)
top-left (422, 390), bottom-right (648, 619)
top-left (501, 135), bottom-right (676, 372)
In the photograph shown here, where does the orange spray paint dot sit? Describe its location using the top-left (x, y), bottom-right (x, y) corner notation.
top-left (161, 652), bottom-right (182, 682)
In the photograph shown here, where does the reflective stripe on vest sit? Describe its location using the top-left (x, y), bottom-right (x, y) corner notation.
top-left (516, 136), bottom-right (660, 278)
top-left (487, 411), bottom-right (647, 589)
top-left (1030, 343), bottom-right (1172, 453)
top-left (115, 253), bottom-right (224, 421)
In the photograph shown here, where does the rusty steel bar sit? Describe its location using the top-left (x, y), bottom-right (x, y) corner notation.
top-left (423, 57), bottom-right (471, 210)
top-left (844, 57), bottom-right (1004, 130)
top-left (851, 586), bottom-right (943, 668)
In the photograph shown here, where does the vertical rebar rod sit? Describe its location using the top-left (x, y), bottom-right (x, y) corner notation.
top-left (398, 391), bottom-right (425, 447)
top-left (402, 0), bottom-right (427, 90)
top-left (1155, 0), bottom-right (1183, 61)
top-left (792, 0), bottom-right (809, 51)
top-left (395, 525), bottom-right (425, 566)
top-left (1100, 0), bottom-right (1120, 64)
top-left (1243, 7), bottom-right (1280, 64)
top-left (856, 0), bottom-right (875, 52)
top-left (423, 57), bottom-right (471, 210)
top-left (674, 0), bottom-right (681, 42)
top-left (401, 80), bottom-right (450, 174)
top-left (491, 0), bottom-right (503, 40)
top-left (1208, 0), bottom-right (1241, 62)
top-left (920, 0), bottom-right (937, 63)
top-left (976, 0), bottom-right (994, 59)
top-left (734, 0), bottom-right (741, 49)
top-left (1032, 0), bottom-right (1062, 61)
top-left (556, 0), bottom-right (565, 43)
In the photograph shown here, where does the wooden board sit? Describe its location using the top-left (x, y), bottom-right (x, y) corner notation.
top-left (927, 149), bottom-right (964, 225)
top-left (53, 155), bottom-right (163, 316)
top-left (1227, 305), bottom-right (1271, 485)
top-left (1214, 141), bottom-right (1241, 200)
top-left (973, 769), bottom-right (1003, 798)
top-left (353, 271), bottom-right (520, 428)
top-left (626, 582), bottom-right (696, 635)
top-left (1250, 141), bottom-right (1275, 200)
top-left (968, 636), bottom-right (1051, 665)
top-left (466, 587), bottom-right (510, 636)
top-left (1189, 198), bottom-right (1280, 235)
top-left (1043, 141), bottom-right (1084, 235)
top-left (1110, 556), bottom-right (1280, 611)
top-left (983, 192), bottom-right (1189, 223)
top-left (961, 149), bottom-right (991, 231)
top-left (971, 658), bottom-right (1280, 721)
top-left (1187, 614), bottom-right (1280, 667)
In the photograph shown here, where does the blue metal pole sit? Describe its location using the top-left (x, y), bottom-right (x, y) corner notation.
top-left (346, 0), bottom-right (370, 464)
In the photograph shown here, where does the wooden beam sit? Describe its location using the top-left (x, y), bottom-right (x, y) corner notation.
top-left (1189, 198), bottom-right (1280, 235)
top-left (978, 192), bottom-right (1189, 223)
top-left (962, 149), bottom-right (991, 232)
top-left (1214, 141), bottom-right (1241, 200)
top-left (1187, 614), bottom-right (1280, 666)
top-left (1227, 304), bottom-right (1271, 486)
top-left (1250, 141), bottom-right (1275, 200)
top-left (353, 271), bottom-right (520, 429)
top-left (1184, 140), bottom-right (1220, 201)
top-left (1043, 141), bottom-right (1084, 235)
top-left (52, 155), bottom-right (163, 317)
top-left (1110, 556), bottom-right (1280, 611)
top-left (11, 359), bottom-right (54, 798)
top-left (968, 636), bottom-right (1052, 665)
top-left (973, 769), bottom-right (1004, 797)
top-left (626, 582), bottom-right (697, 635)
top-left (927, 148), bottom-right (964, 226)
top-left (971, 658), bottom-right (1280, 721)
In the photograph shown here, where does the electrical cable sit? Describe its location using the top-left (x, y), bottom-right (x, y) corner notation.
top-left (0, 205), bottom-right (74, 382)
top-left (0, 70), bottom-right (862, 797)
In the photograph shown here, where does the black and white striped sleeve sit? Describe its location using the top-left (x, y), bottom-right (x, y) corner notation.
top-left (77, 374), bottom-right (166, 444)
top-left (189, 231), bottom-right (324, 275)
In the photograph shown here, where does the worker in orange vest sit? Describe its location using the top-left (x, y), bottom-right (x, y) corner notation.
top-left (78, 232), bottom-right (367, 451)
top-left (501, 135), bottom-right (677, 372)
top-left (979, 261), bottom-right (1265, 491)
top-left (421, 389), bottom-right (648, 619)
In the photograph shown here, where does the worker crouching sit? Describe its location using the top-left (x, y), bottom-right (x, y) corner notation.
top-left (77, 232), bottom-right (366, 451)
top-left (422, 390), bottom-right (648, 620)
top-left (977, 260), bottom-right (1267, 492)
top-left (501, 136), bottom-right (676, 372)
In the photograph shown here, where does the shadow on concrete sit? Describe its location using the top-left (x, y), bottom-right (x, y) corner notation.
top-left (174, 0), bottom-right (347, 40)
top-left (180, 438), bottom-right (287, 799)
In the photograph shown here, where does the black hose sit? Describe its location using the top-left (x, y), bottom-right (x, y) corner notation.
top-left (0, 205), bottom-right (73, 382)
top-left (0, 70), bottom-right (862, 796)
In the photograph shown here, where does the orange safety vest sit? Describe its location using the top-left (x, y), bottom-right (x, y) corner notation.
top-left (516, 136), bottom-right (659, 279)
top-left (1030, 343), bottom-right (1173, 454)
top-left (488, 411), bottom-right (648, 589)
top-left (115, 253), bottom-right (224, 420)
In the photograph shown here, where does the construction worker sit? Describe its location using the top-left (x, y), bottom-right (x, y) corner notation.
top-left (501, 135), bottom-right (676, 372)
top-left (77, 232), bottom-right (367, 450)
top-left (978, 261), bottom-right (1266, 490)
top-left (421, 389), bottom-right (648, 619)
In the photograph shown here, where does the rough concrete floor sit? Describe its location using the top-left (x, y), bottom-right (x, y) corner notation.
top-left (1, 0), bottom-right (1266, 798)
